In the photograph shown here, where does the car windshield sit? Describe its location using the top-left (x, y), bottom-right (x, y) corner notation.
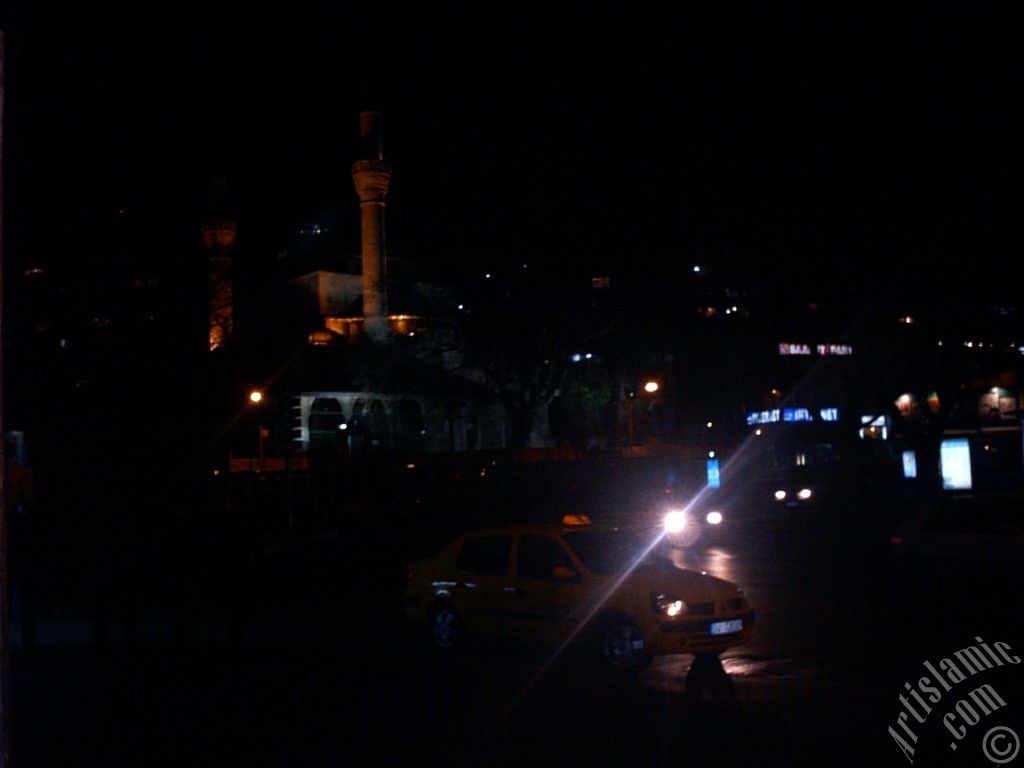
top-left (561, 528), bottom-right (658, 576)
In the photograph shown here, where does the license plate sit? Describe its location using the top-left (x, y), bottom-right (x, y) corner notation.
top-left (709, 619), bottom-right (743, 635)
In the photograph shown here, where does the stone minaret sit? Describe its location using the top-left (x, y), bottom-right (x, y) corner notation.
top-left (350, 111), bottom-right (393, 342)
top-left (201, 179), bottom-right (237, 351)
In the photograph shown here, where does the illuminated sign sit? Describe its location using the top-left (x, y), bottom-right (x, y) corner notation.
top-left (779, 343), bottom-right (853, 356)
top-left (706, 459), bottom-right (721, 489)
top-left (779, 343), bottom-right (812, 355)
top-left (816, 344), bottom-right (853, 356)
top-left (783, 408), bottom-right (812, 422)
top-left (747, 409), bottom-right (780, 425)
top-left (746, 407), bottom-right (839, 425)
top-left (940, 438), bottom-right (972, 490)
top-left (902, 450), bottom-right (917, 479)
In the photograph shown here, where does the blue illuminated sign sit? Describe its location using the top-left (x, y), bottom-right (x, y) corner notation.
top-left (706, 459), bottom-right (721, 489)
top-left (748, 406), bottom-right (834, 425)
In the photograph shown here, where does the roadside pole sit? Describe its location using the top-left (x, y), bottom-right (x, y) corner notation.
top-left (0, 27), bottom-right (10, 768)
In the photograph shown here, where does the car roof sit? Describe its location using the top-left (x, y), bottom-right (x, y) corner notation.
top-left (454, 517), bottom-right (631, 539)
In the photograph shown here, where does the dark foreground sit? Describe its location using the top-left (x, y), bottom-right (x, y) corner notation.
top-left (9, 507), bottom-right (1024, 768)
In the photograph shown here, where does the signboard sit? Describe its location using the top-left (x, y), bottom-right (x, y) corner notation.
top-left (779, 342), bottom-right (853, 356)
top-left (746, 407), bottom-right (840, 425)
top-left (902, 450), bottom-right (917, 479)
top-left (940, 438), bottom-right (972, 490)
top-left (706, 458), bottom-right (721, 489)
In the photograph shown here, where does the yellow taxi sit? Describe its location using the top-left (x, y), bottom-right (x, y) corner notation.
top-left (404, 515), bottom-right (753, 671)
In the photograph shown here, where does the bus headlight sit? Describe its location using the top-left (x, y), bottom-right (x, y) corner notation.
top-left (663, 510), bottom-right (687, 534)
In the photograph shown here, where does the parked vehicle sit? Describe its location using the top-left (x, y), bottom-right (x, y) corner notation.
top-left (405, 515), bottom-right (754, 672)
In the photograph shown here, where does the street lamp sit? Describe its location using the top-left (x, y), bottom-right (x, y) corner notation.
top-left (627, 380), bottom-right (661, 446)
top-left (249, 389), bottom-right (266, 469)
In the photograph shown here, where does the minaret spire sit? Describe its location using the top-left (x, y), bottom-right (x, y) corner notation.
top-left (201, 177), bottom-right (237, 351)
top-left (350, 111), bottom-right (393, 342)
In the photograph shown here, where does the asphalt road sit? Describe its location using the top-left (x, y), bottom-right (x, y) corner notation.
top-left (8, 509), bottom-right (1023, 767)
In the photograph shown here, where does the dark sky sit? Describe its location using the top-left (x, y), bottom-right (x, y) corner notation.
top-left (3, 6), bottom-right (1023, 295)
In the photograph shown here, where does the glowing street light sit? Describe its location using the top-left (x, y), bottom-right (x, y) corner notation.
top-left (248, 389), bottom-right (266, 468)
top-left (627, 380), bottom-right (662, 446)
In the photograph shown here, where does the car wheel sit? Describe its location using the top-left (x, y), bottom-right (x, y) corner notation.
top-left (598, 617), bottom-right (651, 672)
top-left (428, 604), bottom-right (462, 651)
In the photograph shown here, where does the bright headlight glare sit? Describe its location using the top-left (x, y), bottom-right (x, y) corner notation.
top-left (706, 511), bottom-right (723, 525)
top-left (663, 510), bottom-right (687, 534)
top-left (651, 592), bottom-right (685, 616)
top-left (774, 490), bottom-right (786, 501)
top-left (798, 488), bottom-right (813, 500)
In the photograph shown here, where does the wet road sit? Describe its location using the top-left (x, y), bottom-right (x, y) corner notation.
top-left (10, 511), bottom-right (1023, 767)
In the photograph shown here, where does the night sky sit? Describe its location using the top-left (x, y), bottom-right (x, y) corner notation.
top-left (3, 7), bottom-right (1023, 300)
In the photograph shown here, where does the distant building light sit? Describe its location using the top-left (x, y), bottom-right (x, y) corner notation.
top-left (816, 344), bottom-right (853, 356)
top-left (339, 423), bottom-right (348, 430)
top-left (941, 438), bottom-right (973, 490)
top-left (779, 343), bottom-right (812, 355)
top-left (898, 315), bottom-right (914, 324)
top-left (693, 265), bottom-right (702, 273)
top-left (859, 414), bottom-right (890, 440)
top-left (746, 410), bottom-right (779, 425)
top-left (754, 428), bottom-right (763, 436)
top-left (585, 353), bottom-right (593, 360)
top-left (779, 342), bottom-right (853, 356)
top-left (783, 408), bottom-right (813, 423)
top-left (644, 381), bottom-right (659, 393)
top-left (249, 390), bottom-right (264, 404)
top-left (895, 393), bottom-right (915, 416)
top-left (592, 276), bottom-right (611, 290)
top-left (571, 353), bottom-right (582, 363)
top-left (485, 273), bottom-right (491, 279)
top-left (902, 451), bottom-right (917, 479)
top-left (706, 458), bottom-right (720, 488)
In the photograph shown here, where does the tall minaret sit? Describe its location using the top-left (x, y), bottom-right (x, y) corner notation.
top-left (350, 111), bottom-right (393, 342)
top-left (201, 178), bottom-right (237, 351)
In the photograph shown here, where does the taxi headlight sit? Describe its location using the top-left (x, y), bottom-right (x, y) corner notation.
top-left (651, 592), bottom-right (685, 617)
top-left (774, 490), bottom-right (787, 501)
top-left (797, 488), bottom-right (813, 500)
top-left (663, 510), bottom-right (687, 534)
top-left (705, 511), bottom-right (723, 525)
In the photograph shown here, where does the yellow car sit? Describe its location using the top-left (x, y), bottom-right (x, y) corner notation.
top-left (404, 516), bottom-right (754, 671)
